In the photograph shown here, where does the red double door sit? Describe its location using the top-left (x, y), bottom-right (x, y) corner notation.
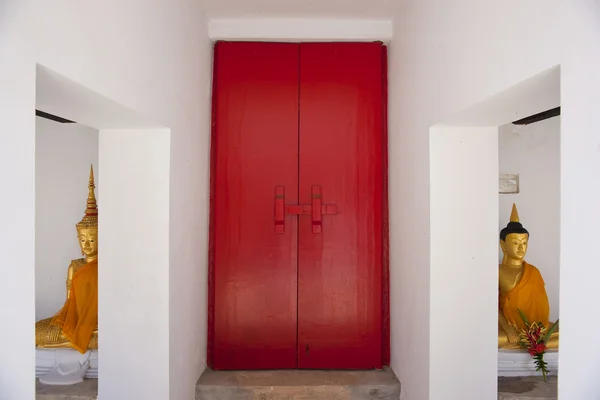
top-left (210, 41), bottom-right (386, 370)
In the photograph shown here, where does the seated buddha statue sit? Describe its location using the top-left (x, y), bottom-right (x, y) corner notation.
top-left (498, 203), bottom-right (558, 349)
top-left (36, 165), bottom-right (99, 353)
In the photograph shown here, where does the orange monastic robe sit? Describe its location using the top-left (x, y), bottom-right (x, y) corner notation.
top-left (499, 261), bottom-right (550, 330)
top-left (51, 259), bottom-right (98, 353)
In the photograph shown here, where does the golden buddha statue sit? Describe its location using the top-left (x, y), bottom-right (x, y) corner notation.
top-left (35, 165), bottom-right (99, 353)
top-left (498, 204), bottom-right (558, 349)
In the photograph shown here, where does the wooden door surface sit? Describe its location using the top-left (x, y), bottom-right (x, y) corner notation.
top-left (212, 42), bottom-right (300, 369)
top-left (211, 41), bottom-right (385, 370)
top-left (297, 42), bottom-right (384, 369)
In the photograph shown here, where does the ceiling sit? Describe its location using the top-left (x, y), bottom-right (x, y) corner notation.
top-left (203, 0), bottom-right (397, 19)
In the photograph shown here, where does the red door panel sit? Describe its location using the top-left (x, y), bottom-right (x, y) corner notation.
top-left (297, 42), bottom-right (384, 369)
top-left (212, 42), bottom-right (300, 369)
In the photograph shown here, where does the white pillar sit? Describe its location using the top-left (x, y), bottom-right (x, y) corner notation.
top-left (0, 38), bottom-right (36, 400)
top-left (98, 129), bottom-right (171, 399)
top-left (559, 2), bottom-right (600, 397)
top-left (429, 126), bottom-right (499, 399)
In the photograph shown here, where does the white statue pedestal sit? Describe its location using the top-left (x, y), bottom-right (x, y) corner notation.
top-left (498, 349), bottom-right (558, 377)
top-left (36, 349), bottom-right (98, 385)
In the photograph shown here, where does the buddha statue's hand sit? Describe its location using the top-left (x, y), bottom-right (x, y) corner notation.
top-left (506, 324), bottom-right (521, 344)
top-left (499, 313), bottom-right (521, 345)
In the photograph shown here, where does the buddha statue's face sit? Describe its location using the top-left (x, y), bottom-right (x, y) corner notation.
top-left (500, 233), bottom-right (528, 261)
top-left (77, 228), bottom-right (98, 259)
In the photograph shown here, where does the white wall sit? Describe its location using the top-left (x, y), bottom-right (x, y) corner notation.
top-left (428, 68), bottom-right (558, 399)
top-left (208, 19), bottom-right (392, 42)
top-left (429, 126), bottom-right (499, 400)
top-left (559, 2), bottom-right (600, 398)
top-left (389, 1), bottom-right (600, 399)
top-left (204, 0), bottom-right (395, 18)
top-left (0, 35), bottom-right (36, 400)
top-left (167, 33), bottom-right (212, 400)
top-left (498, 117), bottom-right (560, 322)
top-left (98, 129), bottom-right (170, 399)
top-left (35, 117), bottom-right (99, 320)
top-left (2, 1), bottom-right (599, 400)
top-left (0, 1), bottom-right (212, 399)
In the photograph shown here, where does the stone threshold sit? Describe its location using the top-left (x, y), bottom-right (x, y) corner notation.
top-left (498, 376), bottom-right (557, 400)
top-left (196, 367), bottom-right (401, 400)
top-left (36, 379), bottom-right (98, 400)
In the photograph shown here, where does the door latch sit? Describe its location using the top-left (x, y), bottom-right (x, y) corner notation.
top-left (274, 185), bottom-right (338, 234)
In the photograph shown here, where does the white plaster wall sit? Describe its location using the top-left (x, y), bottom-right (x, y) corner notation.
top-left (35, 117), bottom-right (99, 320)
top-left (204, 0), bottom-right (395, 18)
top-left (0, 35), bottom-right (36, 400)
top-left (167, 38), bottom-right (212, 400)
top-left (559, 2), bottom-right (600, 398)
top-left (1, 1), bottom-right (599, 400)
top-left (0, 1), bottom-right (212, 399)
top-left (98, 129), bottom-right (170, 399)
top-left (208, 18), bottom-right (393, 42)
top-left (388, 1), bottom-right (599, 399)
top-left (498, 117), bottom-right (560, 322)
top-left (430, 126), bottom-right (499, 400)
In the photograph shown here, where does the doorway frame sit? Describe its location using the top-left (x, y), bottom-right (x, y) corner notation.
top-left (206, 41), bottom-right (391, 368)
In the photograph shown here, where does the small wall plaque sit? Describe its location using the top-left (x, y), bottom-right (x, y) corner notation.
top-left (499, 173), bottom-right (519, 194)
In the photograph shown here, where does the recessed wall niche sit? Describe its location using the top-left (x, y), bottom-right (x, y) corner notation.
top-left (35, 115), bottom-right (99, 320)
top-left (498, 115), bottom-right (560, 322)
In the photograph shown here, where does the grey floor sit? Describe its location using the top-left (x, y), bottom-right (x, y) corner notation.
top-left (498, 376), bottom-right (557, 400)
top-left (35, 375), bottom-right (558, 400)
top-left (36, 378), bottom-right (98, 400)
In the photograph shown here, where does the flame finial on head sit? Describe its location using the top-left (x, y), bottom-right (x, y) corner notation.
top-left (76, 165), bottom-right (98, 230)
top-left (500, 203), bottom-right (528, 241)
top-left (509, 203), bottom-right (520, 223)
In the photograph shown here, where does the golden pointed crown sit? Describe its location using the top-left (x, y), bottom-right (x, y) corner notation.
top-left (509, 203), bottom-right (520, 223)
top-left (500, 203), bottom-right (528, 240)
top-left (76, 165), bottom-right (98, 230)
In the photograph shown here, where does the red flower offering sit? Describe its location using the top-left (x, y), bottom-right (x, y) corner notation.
top-left (517, 309), bottom-right (559, 382)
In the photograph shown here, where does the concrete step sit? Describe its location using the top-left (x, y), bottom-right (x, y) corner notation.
top-left (195, 368), bottom-right (401, 400)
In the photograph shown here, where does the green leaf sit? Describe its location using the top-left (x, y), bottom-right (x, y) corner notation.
top-left (517, 308), bottom-right (530, 326)
top-left (543, 319), bottom-right (559, 344)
